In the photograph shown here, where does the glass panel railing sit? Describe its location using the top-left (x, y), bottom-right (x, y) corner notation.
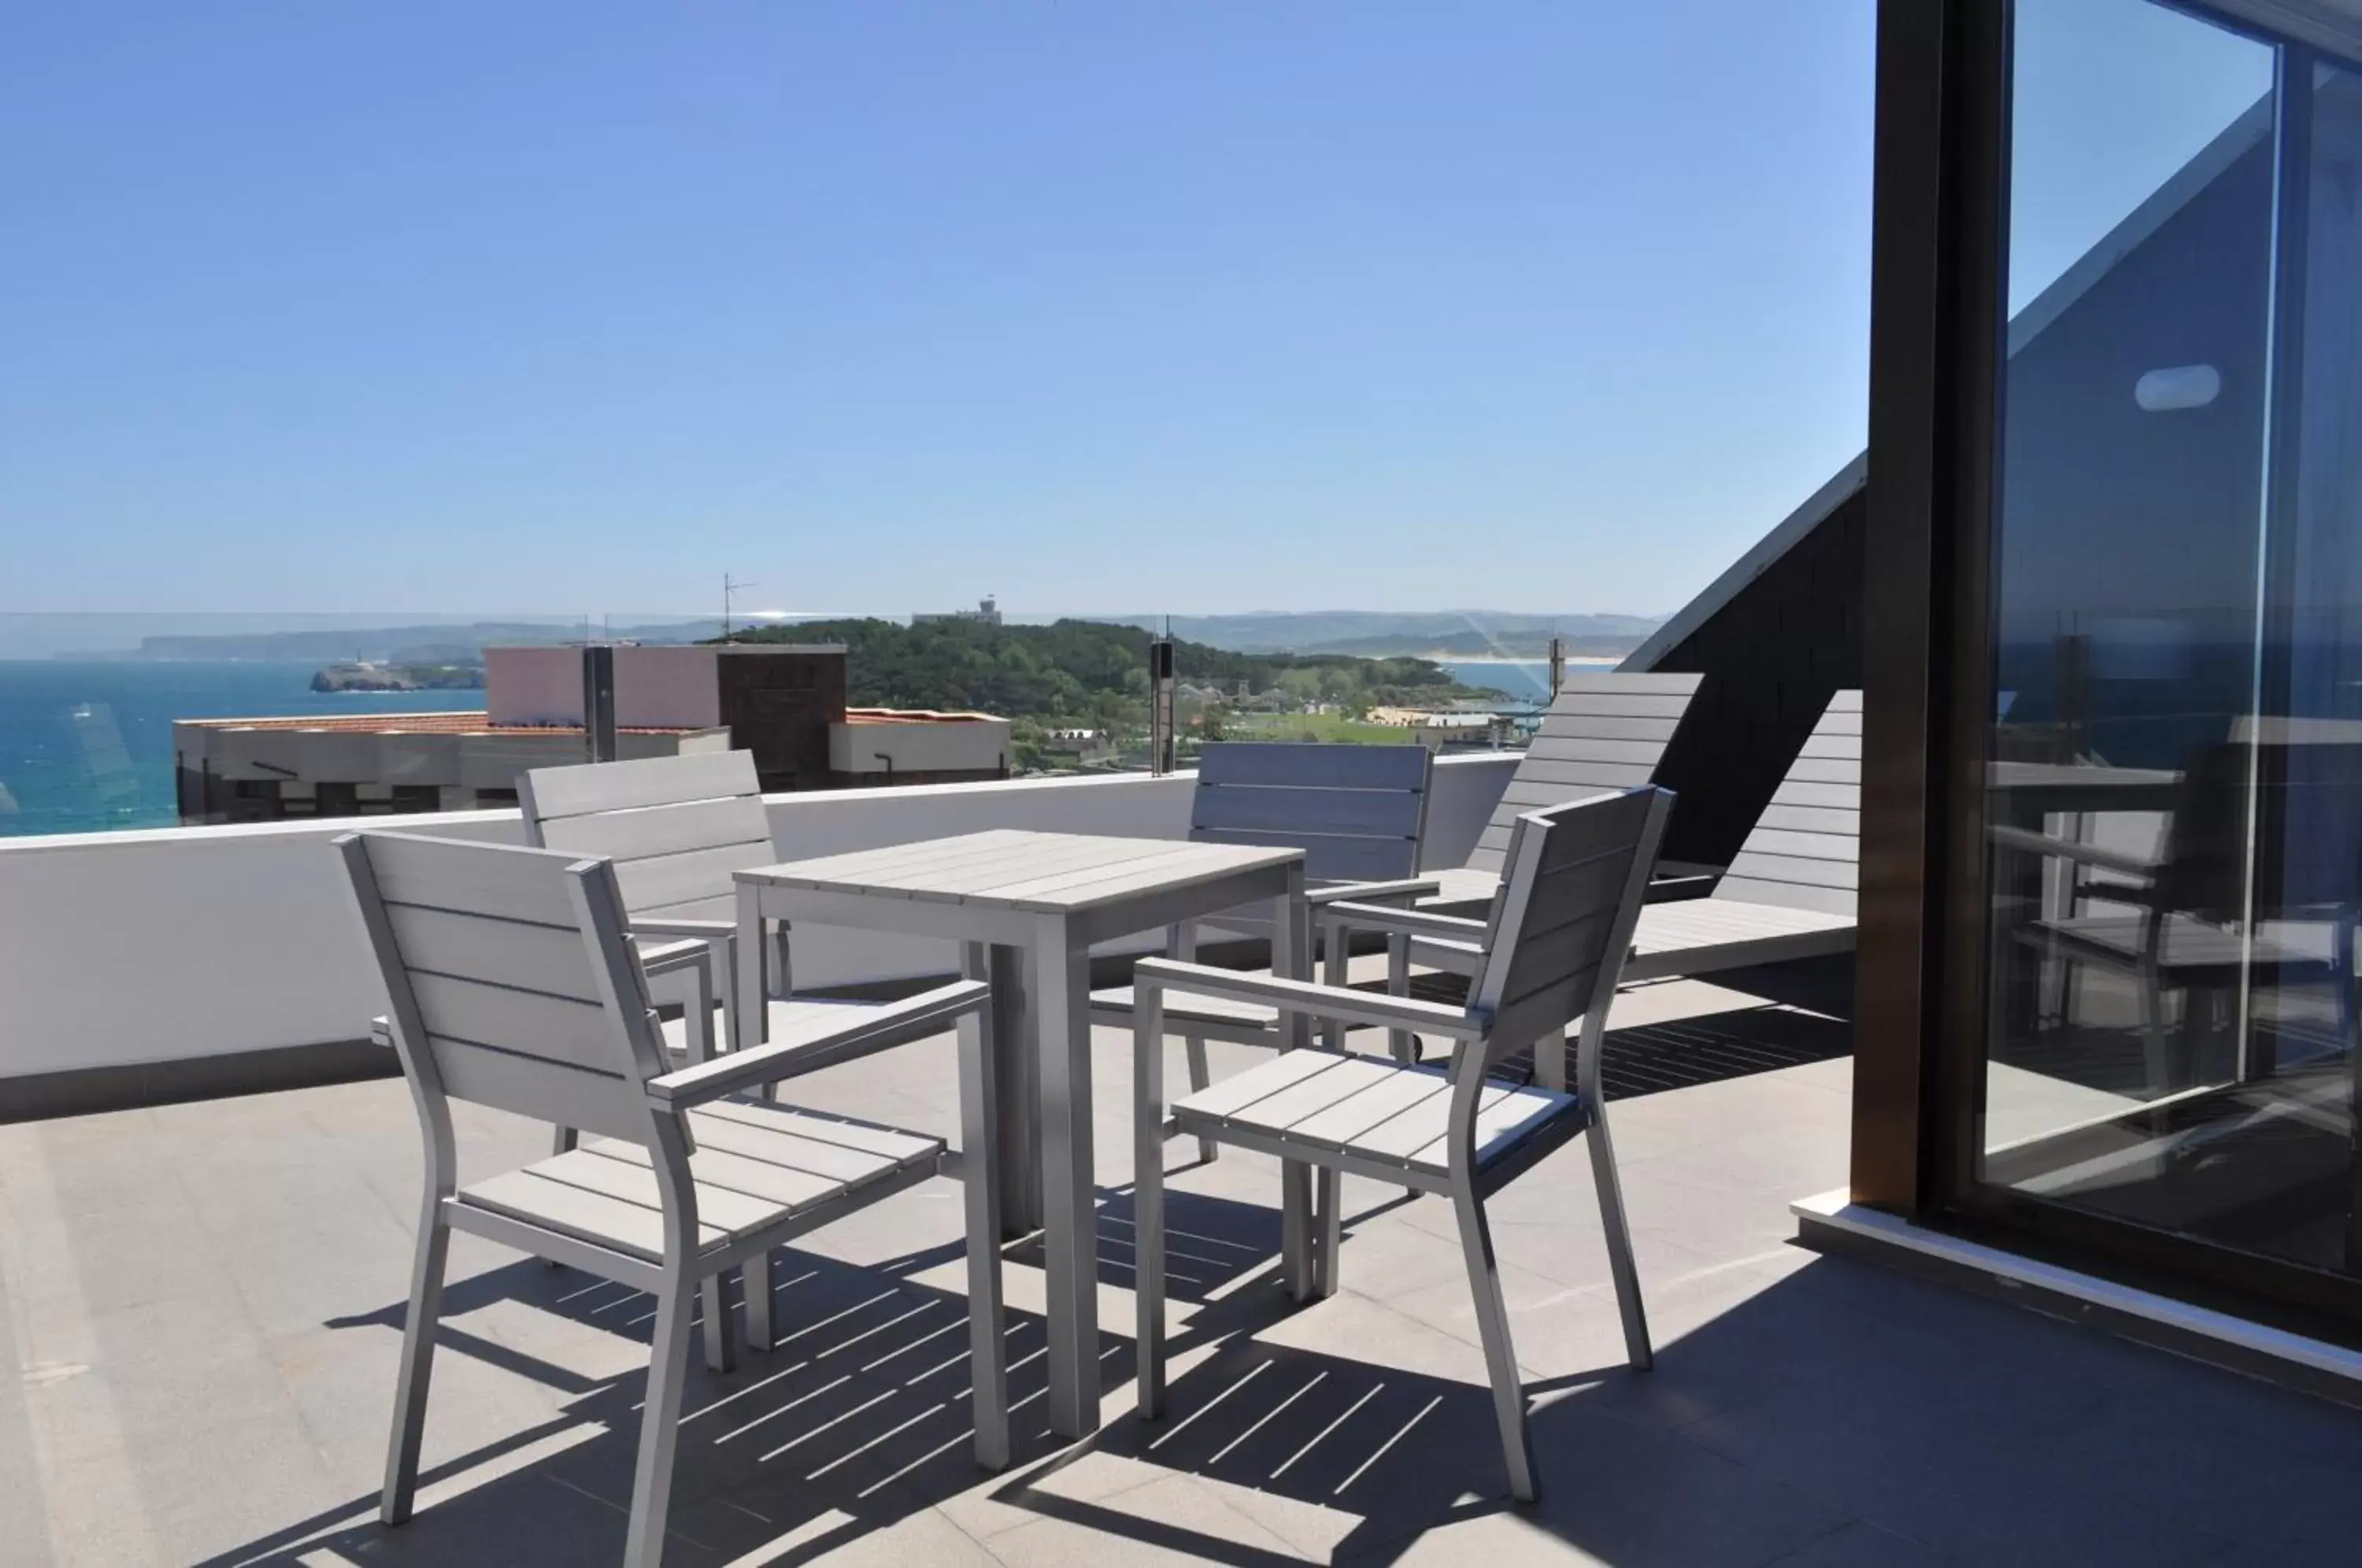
top-left (0, 609), bottom-right (1666, 839)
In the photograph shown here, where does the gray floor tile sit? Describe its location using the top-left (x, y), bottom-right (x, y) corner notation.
top-left (6, 1025), bottom-right (2359, 1568)
top-left (1762, 1521), bottom-right (1946, 1567)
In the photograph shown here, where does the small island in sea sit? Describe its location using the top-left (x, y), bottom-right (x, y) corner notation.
top-left (310, 660), bottom-right (486, 693)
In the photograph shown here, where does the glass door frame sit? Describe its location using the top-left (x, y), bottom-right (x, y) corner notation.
top-left (1857, 0), bottom-right (2362, 1326)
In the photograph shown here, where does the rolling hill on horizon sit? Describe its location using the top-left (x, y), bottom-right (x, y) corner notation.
top-left (43, 609), bottom-right (1657, 664)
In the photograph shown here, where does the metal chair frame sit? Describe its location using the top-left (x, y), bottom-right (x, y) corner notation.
top-left (1129, 787), bottom-right (1672, 1503)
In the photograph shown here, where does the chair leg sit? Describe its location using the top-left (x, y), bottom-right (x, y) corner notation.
top-left (624, 1274), bottom-right (696, 1568)
top-left (1322, 922), bottom-right (1349, 1052)
top-left (742, 1252), bottom-right (774, 1353)
top-left (957, 951), bottom-right (1011, 1466)
top-left (1316, 1166), bottom-right (1343, 1299)
top-left (683, 956), bottom-right (716, 1066)
top-left (1135, 982), bottom-right (1169, 1419)
top-left (1586, 1117), bottom-right (1653, 1370)
top-left (1384, 945), bottom-right (1423, 1200)
top-left (380, 1211), bottom-right (451, 1525)
top-left (1167, 921), bottom-right (1219, 1164)
top-left (2137, 963), bottom-right (2174, 1102)
top-left (1282, 1160), bottom-right (1315, 1304)
top-left (699, 1274), bottom-right (735, 1374)
top-left (1533, 1029), bottom-right (1568, 1093)
top-left (1183, 1035), bottom-right (1219, 1163)
top-left (1451, 1182), bottom-right (1535, 1503)
top-left (1386, 933), bottom-right (1416, 1065)
top-left (706, 935), bottom-right (737, 1054)
top-left (761, 922), bottom-right (794, 1104)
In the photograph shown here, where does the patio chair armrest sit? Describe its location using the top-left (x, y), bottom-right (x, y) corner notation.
top-left (645, 980), bottom-right (990, 1105)
top-left (635, 937), bottom-right (715, 979)
top-left (628, 915), bottom-right (738, 941)
top-left (1317, 901), bottom-right (1490, 941)
top-left (1131, 957), bottom-right (1483, 1040)
top-left (1404, 934), bottom-right (1485, 975)
top-left (1642, 871), bottom-right (1718, 903)
top-left (1988, 823), bottom-right (2160, 881)
top-left (1305, 877), bottom-right (1440, 908)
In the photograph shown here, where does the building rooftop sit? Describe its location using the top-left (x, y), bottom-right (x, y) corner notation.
top-left (171, 712), bottom-right (713, 736)
top-left (7, 954), bottom-right (2356, 1567)
top-left (844, 708), bottom-right (1005, 727)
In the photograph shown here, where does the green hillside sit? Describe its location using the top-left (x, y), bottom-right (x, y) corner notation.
top-left (720, 618), bottom-right (1486, 768)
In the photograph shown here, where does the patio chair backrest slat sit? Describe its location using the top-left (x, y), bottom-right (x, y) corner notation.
top-left (1468, 786), bottom-right (1669, 1067)
top-left (1198, 741), bottom-right (1431, 791)
top-left (1192, 778), bottom-right (1426, 841)
top-left (1189, 742), bottom-right (1431, 886)
top-left (1712, 690), bottom-right (1861, 917)
top-left (520, 749), bottom-right (760, 819)
top-left (429, 1036), bottom-right (646, 1142)
top-left (610, 841), bottom-right (772, 916)
top-left (520, 751), bottom-right (775, 920)
top-left (1464, 674), bottom-right (1702, 876)
top-left (341, 831), bottom-right (662, 1145)
top-left (379, 901), bottom-right (609, 1002)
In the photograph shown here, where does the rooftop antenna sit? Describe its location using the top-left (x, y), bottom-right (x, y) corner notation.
top-left (722, 573), bottom-right (758, 642)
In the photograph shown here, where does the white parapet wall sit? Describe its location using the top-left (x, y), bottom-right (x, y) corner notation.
top-left (0, 753), bottom-right (1516, 1085)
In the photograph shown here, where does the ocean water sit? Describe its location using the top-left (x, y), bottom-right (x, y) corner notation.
top-left (0, 661), bottom-right (485, 838)
top-left (1437, 660), bottom-right (1553, 703)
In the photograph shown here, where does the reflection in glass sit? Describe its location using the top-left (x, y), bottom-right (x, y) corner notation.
top-left (1980, 2), bottom-right (2362, 1281)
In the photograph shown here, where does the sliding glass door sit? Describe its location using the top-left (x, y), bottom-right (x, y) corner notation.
top-left (1969, 0), bottom-right (2362, 1310)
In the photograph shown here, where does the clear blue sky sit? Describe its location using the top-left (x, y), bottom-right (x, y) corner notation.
top-left (0, 2), bottom-right (2275, 624)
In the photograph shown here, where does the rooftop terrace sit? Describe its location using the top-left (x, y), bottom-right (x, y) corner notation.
top-left (9, 956), bottom-right (2359, 1568)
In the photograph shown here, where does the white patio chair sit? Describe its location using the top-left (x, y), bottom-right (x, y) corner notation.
top-left (339, 830), bottom-right (1009, 1568)
top-left (1409, 672), bottom-right (1705, 915)
top-left (1324, 690), bottom-right (1861, 1089)
top-left (520, 749), bottom-right (787, 1058)
top-left (521, 750), bottom-right (790, 1149)
top-left (1128, 786), bottom-right (1671, 1503)
top-left (2004, 738), bottom-right (2362, 1096)
top-left (1089, 741), bottom-right (1437, 1159)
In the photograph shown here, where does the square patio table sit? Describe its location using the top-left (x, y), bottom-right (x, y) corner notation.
top-left (732, 827), bottom-right (1308, 1438)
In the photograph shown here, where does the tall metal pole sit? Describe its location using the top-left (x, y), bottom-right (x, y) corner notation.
top-left (1548, 635), bottom-right (1566, 703)
top-left (581, 644), bottom-right (618, 763)
top-left (1148, 637), bottom-right (1176, 775)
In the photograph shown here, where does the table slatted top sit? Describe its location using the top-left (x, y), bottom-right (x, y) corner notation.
top-left (737, 828), bottom-right (1301, 914)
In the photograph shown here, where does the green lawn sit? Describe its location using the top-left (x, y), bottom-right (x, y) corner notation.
top-left (1224, 712), bottom-right (1416, 745)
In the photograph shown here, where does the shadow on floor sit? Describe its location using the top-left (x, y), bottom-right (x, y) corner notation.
top-left (213, 1186), bottom-right (1302, 1566)
top-left (195, 1158), bottom-right (2362, 1567)
top-left (1375, 954), bottom-right (1856, 1099)
top-left (967, 1222), bottom-right (2362, 1568)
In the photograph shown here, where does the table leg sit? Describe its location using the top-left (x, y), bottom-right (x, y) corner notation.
top-left (733, 885), bottom-right (765, 1054)
top-left (1272, 866), bottom-right (1316, 1300)
top-left (1031, 915), bottom-right (1100, 1440)
top-left (1272, 867), bottom-right (1310, 1048)
top-left (988, 942), bottom-right (1041, 1237)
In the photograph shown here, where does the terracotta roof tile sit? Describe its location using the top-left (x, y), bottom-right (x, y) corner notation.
top-left (174, 712), bottom-right (709, 736)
